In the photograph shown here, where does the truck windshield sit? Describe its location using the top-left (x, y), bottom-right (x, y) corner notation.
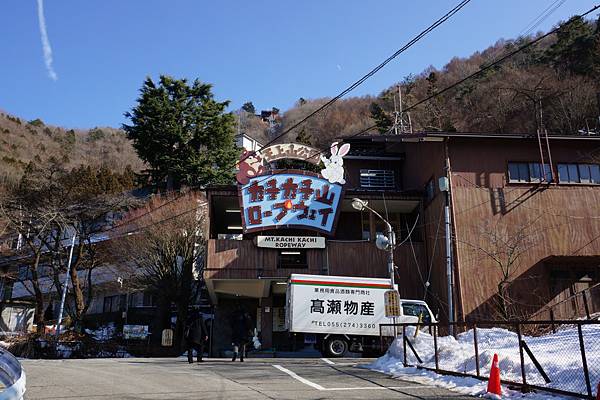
top-left (401, 303), bottom-right (431, 323)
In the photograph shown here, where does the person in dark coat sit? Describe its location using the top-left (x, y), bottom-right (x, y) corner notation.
top-left (231, 308), bottom-right (252, 362)
top-left (185, 310), bottom-right (208, 363)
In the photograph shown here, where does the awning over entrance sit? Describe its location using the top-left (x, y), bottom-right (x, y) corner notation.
top-left (205, 278), bottom-right (287, 303)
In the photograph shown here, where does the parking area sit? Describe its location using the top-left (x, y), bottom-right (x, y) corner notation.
top-left (21, 357), bottom-right (473, 399)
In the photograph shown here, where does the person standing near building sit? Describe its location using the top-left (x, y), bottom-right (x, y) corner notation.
top-left (185, 310), bottom-right (208, 363)
top-left (231, 307), bottom-right (252, 362)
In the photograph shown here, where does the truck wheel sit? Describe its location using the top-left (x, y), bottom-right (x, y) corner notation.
top-left (324, 337), bottom-right (347, 358)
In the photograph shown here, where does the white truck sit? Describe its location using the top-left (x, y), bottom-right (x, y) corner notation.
top-left (285, 273), bottom-right (436, 357)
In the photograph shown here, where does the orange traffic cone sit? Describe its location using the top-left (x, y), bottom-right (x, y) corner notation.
top-left (486, 353), bottom-right (502, 399)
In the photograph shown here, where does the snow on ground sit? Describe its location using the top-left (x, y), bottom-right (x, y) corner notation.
top-left (366, 325), bottom-right (600, 399)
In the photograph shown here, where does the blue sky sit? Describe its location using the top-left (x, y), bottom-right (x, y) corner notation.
top-left (0, 1), bottom-right (596, 129)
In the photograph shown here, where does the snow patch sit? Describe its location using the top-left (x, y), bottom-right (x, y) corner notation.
top-left (366, 325), bottom-right (599, 399)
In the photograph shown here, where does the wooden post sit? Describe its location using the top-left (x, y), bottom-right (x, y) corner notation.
top-left (549, 309), bottom-right (556, 334)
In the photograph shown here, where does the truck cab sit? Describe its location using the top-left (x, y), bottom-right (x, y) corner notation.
top-left (320, 299), bottom-right (436, 358)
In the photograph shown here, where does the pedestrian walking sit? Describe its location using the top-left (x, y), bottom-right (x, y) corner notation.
top-left (231, 307), bottom-right (252, 362)
top-left (185, 310), bottom-right (208, 363)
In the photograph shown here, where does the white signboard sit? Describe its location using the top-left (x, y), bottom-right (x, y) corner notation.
top-left (256, 236), bottom-right (325, 249)
top-left (123, 324), bottom-right (149, 340)
top-left (287, 274), bottom-right (392, 336)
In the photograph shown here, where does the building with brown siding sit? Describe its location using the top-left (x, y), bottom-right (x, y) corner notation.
top-left (204, 133), bottom-right (600, 355)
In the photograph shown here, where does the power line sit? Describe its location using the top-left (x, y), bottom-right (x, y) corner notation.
top-left (259, 3), bottom-right (600, 176)
top-left (519, 0), bottom-right (567, 37)
top-left (402, 3), bottom-right (600, 115)
top-left (236, 0), bottom-right (473, 167)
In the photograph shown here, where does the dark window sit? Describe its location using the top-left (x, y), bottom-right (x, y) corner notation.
top-left (103, 294), bottom-right (126, 313)
top-left (508, 162), bottom-right (551, 183)
top-left (557, 163), bottom-right (600, 184)
top-left (142, 292), bottom-right (156, 307)
top-left (1, 281), bottom-right (13, 301)
top-left (278, 250), bottom-right (307, 269)
top-left (18, 265), bottom-right (32, 281)
top-left (425, 178), bottom-right (435, 202)
top-left (591, 164), bottom-right (600, 184)
top-left (361, 211), bottom-right (371, 241)
top-left (360, 169), bottom-right (395, 189)
top-left (568, 164), bottom-right (579, 182)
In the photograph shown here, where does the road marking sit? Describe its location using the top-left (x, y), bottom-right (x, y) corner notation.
top-left (272, 365), bottom-right (435, 391)
top-left (321, 358), bottom-right (335, 365)
top-left (273, 364), bottom-right (326, 390)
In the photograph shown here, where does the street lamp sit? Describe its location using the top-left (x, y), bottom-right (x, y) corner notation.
top-left (351, 198), bottom-right (396, 289)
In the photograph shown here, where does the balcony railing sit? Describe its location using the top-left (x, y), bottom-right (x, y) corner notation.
top-left (205, 239), bottom-right (425, 291)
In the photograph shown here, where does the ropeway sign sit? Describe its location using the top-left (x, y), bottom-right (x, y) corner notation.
top-left (256, 236), bottom-right (325, 249)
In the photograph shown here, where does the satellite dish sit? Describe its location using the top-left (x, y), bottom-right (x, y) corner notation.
top-left (375, 233), bottom-right (391, 251)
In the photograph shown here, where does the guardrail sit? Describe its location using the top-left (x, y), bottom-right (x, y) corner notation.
top-left (379, 320), bottom-right (600, 399)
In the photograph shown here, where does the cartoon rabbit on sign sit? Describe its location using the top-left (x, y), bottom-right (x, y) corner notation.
top-left (320, 142), bottom-right (351, 184)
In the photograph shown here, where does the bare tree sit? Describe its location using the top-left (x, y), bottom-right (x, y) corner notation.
top-left (110, 192), bottom-right (207, 351)
top-left (460, 218), bottom-right (539, 320)
top-left (0, 159), bottom-right (134, 333)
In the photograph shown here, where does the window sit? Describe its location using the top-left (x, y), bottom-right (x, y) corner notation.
top-left (508, 162), bottom-right (552, 183)
top-left (277, 250), bottom-right (307, 269)
top-left (18, 265), bottom-right (32, 281)
top-left (401, 302), bottom-right (432, 323)
top-left (360, 169), bottom-right (395, 189)
top-left (425, 178), bottom-right (435, 202)
top-left (103, 294), bottom-right (126, 313)
top-left (142, 292), bottom-right (156, 307)
top-left (361, 211), bottom-right (371, 241)
top-left (557, 163), bottom-right (600, 184)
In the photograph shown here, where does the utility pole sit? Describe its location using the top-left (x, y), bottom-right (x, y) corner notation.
top-left (439, 172), bottom-right (454, 336)
top-left (55, 234), bottom-right (76, 340)
top-left (393, 91), bottom-right (399, 135)
top-left (398, 85), bottom-right (405, 134)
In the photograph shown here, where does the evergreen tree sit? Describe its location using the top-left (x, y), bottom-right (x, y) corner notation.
top-left (241, 101), bottom-right (256, 114)
top-left (369, 103), bottom-right (393, 134)
top-left (544, 17), bottom-right (600, 77)
top-left (295, 128), bottom-right (312, 146)
top-left (123, 76), bottom-right (239, 189)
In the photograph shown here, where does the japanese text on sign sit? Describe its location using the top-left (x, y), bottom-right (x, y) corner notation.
top-left (240, 173), bottom-right (343, 233)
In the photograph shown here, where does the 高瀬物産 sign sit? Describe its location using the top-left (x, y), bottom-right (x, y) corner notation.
top-left (256, 236), bottom-right (325, 249)
top-left (287, 275), bottom-right (392, 336)
top-left (239, 171), bottom-right (343, 234)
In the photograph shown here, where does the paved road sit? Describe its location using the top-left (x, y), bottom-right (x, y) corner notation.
top-left (21, 357), bottom-right (472, 399)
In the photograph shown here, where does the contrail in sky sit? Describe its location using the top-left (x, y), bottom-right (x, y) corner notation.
top-left (36, 0), bottom-right (57, 81)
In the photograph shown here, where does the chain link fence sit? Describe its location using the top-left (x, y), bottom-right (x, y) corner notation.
top-left (379, 320), bottom-right (600, 399)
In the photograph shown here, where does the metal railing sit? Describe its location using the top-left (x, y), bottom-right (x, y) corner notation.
top-left (379, 320), bottom-right (600, 399)
top-left (530, 283), bottom-right (600, 322)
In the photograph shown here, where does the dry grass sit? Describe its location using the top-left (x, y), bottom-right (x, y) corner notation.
top-left (0, 111), bottom-right (144, 189)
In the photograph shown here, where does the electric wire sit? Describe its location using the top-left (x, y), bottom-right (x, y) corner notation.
top-left (519, 0), bottom-right (567, 37)
top-left (235, 0), bottom-right (473, 167)
top-left (402, 4), bottom-right (600, 115)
